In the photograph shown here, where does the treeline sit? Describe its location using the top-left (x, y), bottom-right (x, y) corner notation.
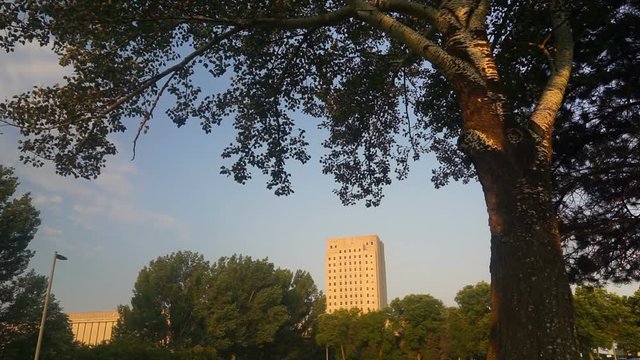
top-left (75, 251), bottom-right (640, 360)
top-left (76, 251), bottom-right (492, 360)
top-left (316, 284), bottom-right (490, 360)
top-left (95, 250), bottom-right (491, 360)
top-left (1, 243), bottom-right (640, 359)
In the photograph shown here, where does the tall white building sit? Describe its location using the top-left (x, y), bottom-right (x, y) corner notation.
top-left (325, 234), bottom-right (388, 313)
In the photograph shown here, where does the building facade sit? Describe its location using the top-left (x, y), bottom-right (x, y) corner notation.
top-left (325, 234), bottom-right (388, 313)
top-left (67, 311), bottom-right (119, 346)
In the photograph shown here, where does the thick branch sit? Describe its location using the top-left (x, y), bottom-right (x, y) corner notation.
top-left (370, 0), bottom-right (438, 23)
top-left (468, 0), bottom-right (489, 31)
top-left (530, 0), bottom-right (574, 160)
top-left (353, 0), bottom-right (485, 86)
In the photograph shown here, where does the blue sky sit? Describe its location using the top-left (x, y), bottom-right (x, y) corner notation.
top-left (0, 43), bottom-right (635, 312)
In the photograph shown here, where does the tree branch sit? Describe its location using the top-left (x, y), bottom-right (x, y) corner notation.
top-left (273, 30), bottom-right (316, 93)
top-left (530, 0), bottom-right (574, 161)
top-left (352, 0), bottom-right (485, 86)
top-left (132, 72), bottom-right (177, 161)
top-left (468, 0), bottom-right (489, 31)
top-left (103, 27), bottom-right (242, 118)
top-left (369, 0), bottom-right (438, 23)
top-left (2, 27), bottom-right (243, 134)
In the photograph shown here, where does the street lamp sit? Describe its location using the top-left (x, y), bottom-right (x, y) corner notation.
top-left (34, 251), bottom-right (68, 360)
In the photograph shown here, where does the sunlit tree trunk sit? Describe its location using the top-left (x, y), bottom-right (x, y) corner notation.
top-left (480, 156), bottom-right (578, 359)
top-left (422, 0), bottom-right (579, 356)
top-left (456, 89), bottom-right (580, 358)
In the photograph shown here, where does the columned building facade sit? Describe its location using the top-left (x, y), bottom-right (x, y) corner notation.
top-left (325, 234), bottom-right (388, 313)
top-left (67, 311), bottom-right (119, 346)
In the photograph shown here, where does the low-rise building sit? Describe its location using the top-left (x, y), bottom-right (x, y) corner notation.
top-left (67, 311), bottom-right (119, 346)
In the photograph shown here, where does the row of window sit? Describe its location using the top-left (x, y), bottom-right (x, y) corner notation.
top-left (331, 286), bottom-right (371, 291)
top-left (328, 266), bottom-right (372, 272)
top-left (328, 293), bottom-right (374, 299)
top-left (327, 254), bottom-right (370, 261)
top-left (328, 273), bottom-right (376, 279)
top-left (328, 260), bottom-right (370, 267)
top-left (328, 278), bottom-right (376, 286)
top-left (328, 280), bottom-right (371, 286)
top-left (328, 300), bottom-right (375, 307)
top-left (328, 243), bottom-right (375, 251)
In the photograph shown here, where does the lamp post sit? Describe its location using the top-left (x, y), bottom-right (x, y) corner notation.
top-left (34, 251), bottom-right (67, 360)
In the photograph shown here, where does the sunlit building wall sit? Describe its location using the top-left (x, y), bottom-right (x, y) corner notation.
top-left (325, 234), bottom-right (388, 313)
top-left (67, 311), bottom-right (119, 346)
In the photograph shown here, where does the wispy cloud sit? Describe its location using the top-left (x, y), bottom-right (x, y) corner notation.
top-left (94, 162), bottom-right (137, 196)
top-left (0, 42), bottom-right (69, 99)
top-left (107, 201), bottom-right (190, 241)
top-left (1, 43), bottom-right (191, 247)
top-left (40, 225), bottom-right (63, 238)
top-left (38, 225), bottom-right (77, 252)
top-left (33, 194), bottom-right (64, 206)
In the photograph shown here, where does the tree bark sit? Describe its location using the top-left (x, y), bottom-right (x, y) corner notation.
top-left (457, 96), bottom-right (579, 358)
top-left (459, 101), bottom-right (580, 358)
top-left (481, 162), bottom-right (579, 359)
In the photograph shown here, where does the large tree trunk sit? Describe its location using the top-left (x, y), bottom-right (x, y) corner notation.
top-left (480, 159), bottom-right (579, 359)
top-left (456, 86), bottom-right (580, 359)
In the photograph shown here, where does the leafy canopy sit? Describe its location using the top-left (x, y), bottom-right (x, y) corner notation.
top-left (116, 252), bottom-right (323, 359)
